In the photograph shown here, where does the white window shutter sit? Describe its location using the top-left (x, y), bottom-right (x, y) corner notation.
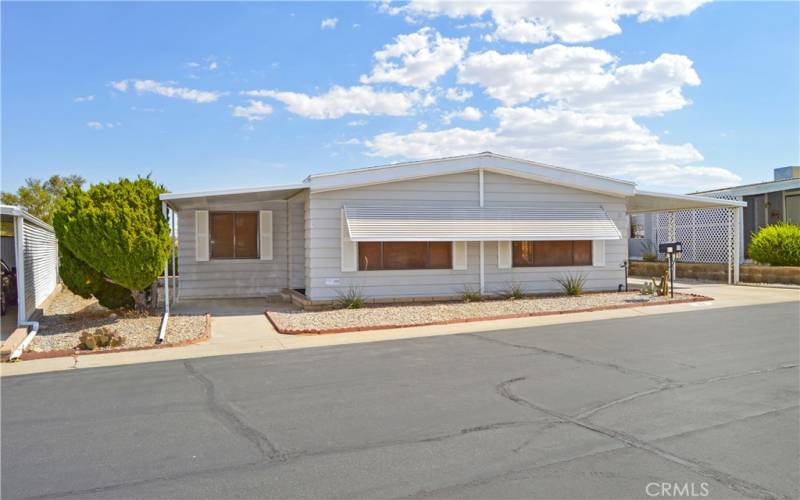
top-left (260, 210), bottom-right (273, 260)
top-left (497, 241), bottom-right (512, 269)
top-left (195, 211), bottom-right (209, 262)
top-left (592, 240), bottom-right (606, 267)
top-left (341, 209), bottom-right (357, 272)
top-left (452, 241), bottom-right (467, 270)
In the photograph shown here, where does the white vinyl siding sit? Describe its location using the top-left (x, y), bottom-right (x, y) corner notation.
top-left (306, 171), bottom-right (626, 300)
top-left (22, 219), bottom-right (59, 316)
top-left (306, 172), bottom-right (480, 300)
top-left (483, 172), bottom-right (626, 295)
top-left (177, 200), bottom-right (289, 299)
top-left (288, 193), bottom-right (307, 290)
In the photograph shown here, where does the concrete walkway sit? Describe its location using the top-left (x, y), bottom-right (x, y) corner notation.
top-left (2, 282), bottom-right (797, 377)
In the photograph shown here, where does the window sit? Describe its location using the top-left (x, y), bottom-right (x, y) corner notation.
top-left (512, 241), bottom-right (592, 267)
top-left (209, 212), bottom-right (258, 259)
top-left (358, 242), bottom-right (452, 270)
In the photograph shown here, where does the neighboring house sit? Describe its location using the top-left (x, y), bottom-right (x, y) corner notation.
top-left (160, 152), bottom-right (745, 304)
top-left (630, 166), bottom-right (800, 263)
top-left (0, 205), bottom-right (59, 335)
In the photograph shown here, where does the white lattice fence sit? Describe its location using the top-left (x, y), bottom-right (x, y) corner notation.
top-left (654, 195), bottom-right (738, 263)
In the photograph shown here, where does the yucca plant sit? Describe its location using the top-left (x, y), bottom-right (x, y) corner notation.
top-left (553, 272), bottom-right (587, 296)
top-left (505, 283), bottom-right (526, 300)
top-left (336, 286), bottom-right (366, 309)
top-left (461, 285), bottom-right (482, 302)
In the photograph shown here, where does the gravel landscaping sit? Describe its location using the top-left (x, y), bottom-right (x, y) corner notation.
top-left (268, 291), bottom-right (708, 334)
top-left (27, 289), bottom-right (208, 353)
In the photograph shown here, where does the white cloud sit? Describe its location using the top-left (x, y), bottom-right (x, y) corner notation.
top-left (73, 95), bottom-right (95, 103)
top-left (360, 27), bottom-right (468, 89)
top-left (364, 106), bottom-right (739, 191)
top-left (391, 0), bottom-right (710, 43)
top-left (86, 121), bottom-right (120, 130)
top-left (445, 87), bottom-right (473, 102)
top-left (321, 17), bottom-right (338, 29)
top-left (459, 45), bottom-right (700, 115)
top-left (109, 80), bottom-right (129, 92)
top-left (347, 119), bottom-right (368, 126)
top-left (442, 106), bottom-right (482, 124)
top-left (232, 100), bottom-right (274, 122)
top-left (244, 86), bottom-right (421, 119)
top-left (110, 79), bottom-right (225, 103)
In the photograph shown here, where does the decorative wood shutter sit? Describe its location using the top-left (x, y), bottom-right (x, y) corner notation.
top-left (195, 211), bottom-right (209, 262)
top-left (592, 240), bottom-right (605, 267)
top-left (452, 241), bottom-right (467, 270)
top-left (497, 241), bottom-right (512, 269)
top-left (260, 210), bottom-right (273, 261)
top-left (341, 209), bottom-right (357, 272)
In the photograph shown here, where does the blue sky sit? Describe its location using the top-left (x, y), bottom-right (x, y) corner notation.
top-left (2, 1), bottom-right (798, 195)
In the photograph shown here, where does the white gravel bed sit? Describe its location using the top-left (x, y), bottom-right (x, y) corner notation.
top-left (270, 292), bottom-right (699, 332)
top-left (28, 289), bottom-right (208, 353)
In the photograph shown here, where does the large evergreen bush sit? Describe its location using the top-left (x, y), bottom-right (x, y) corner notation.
top-left (53, 177), bottom-right (171, 310)
top-left (748, 223), bottom-right (800, 266)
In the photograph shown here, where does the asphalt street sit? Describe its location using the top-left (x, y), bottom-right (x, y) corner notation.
top-left (2, 300), bottom-right (798, 499)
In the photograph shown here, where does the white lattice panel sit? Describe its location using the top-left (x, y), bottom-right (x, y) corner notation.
top-left (654, 195), bottom-right (738, 263)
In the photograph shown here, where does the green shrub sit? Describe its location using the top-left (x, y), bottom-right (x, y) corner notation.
top-left (748, 223), bottom-right (800, 266)
top-left (553, 272), bottom-right (587, 296)
top-left (505, 283), bottom-right (526, 300)
top-left (461, 285), bottom-right (482, 302)
top-left (79, 327), bottom-right (125, 350)
top-left (336, 287), bottom-right (365, 309)
top-left (53, 177), bottom-right (171, 310)
top-left (59, 248), bottom-right (134, 309)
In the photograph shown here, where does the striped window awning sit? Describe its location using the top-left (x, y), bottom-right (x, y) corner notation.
top-left (343, 206), bottom-right (622, 242)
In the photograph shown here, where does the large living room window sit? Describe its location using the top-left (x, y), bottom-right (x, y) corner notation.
top-left (358, 242), bottom-right (452, 270)
top-left (512, 241), bottom-right (592, 267)
top-left (209, 212), bottom-right (258, 259)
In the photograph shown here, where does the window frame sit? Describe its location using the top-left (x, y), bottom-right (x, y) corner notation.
top-left (512, 240), bottom-right (593, 268)
top-left (358, 241), bottom-right (453, 271)
top-left (208, 211), bottom-right (260, 260)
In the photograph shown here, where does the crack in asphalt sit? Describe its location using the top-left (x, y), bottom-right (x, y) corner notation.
top-left (493, 376), bottom-right (787, 500)
top-left (183, 360), bottom-right (282, 460)
top-left (574, 362), bottom-right (799, 419)
top-left (467, 333), bottom-right (674, 384)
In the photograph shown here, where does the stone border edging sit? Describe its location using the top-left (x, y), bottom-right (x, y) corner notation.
top-left (265, 294), bottom-right (713, 335)
top-left (8, 314), bottom-right (212, 362)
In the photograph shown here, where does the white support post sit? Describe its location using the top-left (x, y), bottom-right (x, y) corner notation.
top-left (727, 207), bottom-right (733, 285)
top-left (14, 215), bottom-right (26, 326)
top-left (171, 208), bottom-right (177, 304)
top-left (478, 169), bottom-right (485, 295)
top-left (158, 202), bottom-right (170, 344)
top-left (732, 207), bottom-right (740, 284)
top-left (667, 212), bottom-right (676, 283)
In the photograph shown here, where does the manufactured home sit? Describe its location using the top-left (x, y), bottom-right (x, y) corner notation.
top-left (160, 153), bottom-right (746, 306)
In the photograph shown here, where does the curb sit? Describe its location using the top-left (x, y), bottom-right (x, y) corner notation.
top-left (265, 294), bottom-right (713, 335)
top-left (10, 314), bottom-right (212, 361)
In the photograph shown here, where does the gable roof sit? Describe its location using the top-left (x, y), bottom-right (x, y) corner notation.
top-left (307, 152), bottom-right (636, 197)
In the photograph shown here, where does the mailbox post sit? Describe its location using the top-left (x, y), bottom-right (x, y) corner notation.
top-left (658, 242), bottom-right (683, 298)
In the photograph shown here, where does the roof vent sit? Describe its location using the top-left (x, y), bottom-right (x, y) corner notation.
top-left (774, 166), bottom-right (800, 181)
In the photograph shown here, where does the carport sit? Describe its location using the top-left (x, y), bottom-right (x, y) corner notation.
top-left (0, 205), bottom-right (59, 358)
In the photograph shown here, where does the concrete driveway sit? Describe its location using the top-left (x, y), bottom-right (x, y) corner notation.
top-left (1, 291), bottom-right (797, 499)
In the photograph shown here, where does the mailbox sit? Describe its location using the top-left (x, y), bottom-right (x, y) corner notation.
top-left (659, 242), bottom-right (683, 257)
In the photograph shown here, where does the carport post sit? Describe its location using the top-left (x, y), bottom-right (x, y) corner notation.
top-left (171, 208), bottom-right (177, 304)
top-left (732, 206), bottom-right (740, 284)
top-left (14, 214), bottom-right (26, 326)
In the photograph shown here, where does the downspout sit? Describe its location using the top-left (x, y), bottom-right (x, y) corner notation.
top-left (9, 215), bottom-right (38, 361)
top-left (478, 169), bottom-right (485, 295)
top-left (157, 202), bottom-right (170, 344)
